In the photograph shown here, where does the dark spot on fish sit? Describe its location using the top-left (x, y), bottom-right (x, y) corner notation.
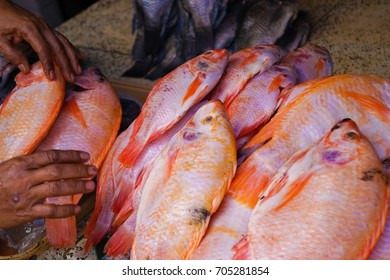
top-left (322, 150), bottom-right (341, 162)
top-left (360, 168), bottom-right (386, 182)
top-left (204, 50), bottom-right (213, 55)
top-left (204, 116), bottom-right (213, 122)
top-left (183, 131), bottom-right (202, 141)
top-left (188, 207), bottom-right (210, 225)
top-left (345, 131), bottom-right (359, 140)
top-left (260, 196), bottom-right (265, 200)
top-left (197, 61), bottom-right (209, 69)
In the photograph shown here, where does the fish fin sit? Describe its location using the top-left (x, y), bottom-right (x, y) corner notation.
top-left (315, 58), bottom-right (326, 76)
top-left (232, 235), bottom-right (252, 260)
top-left (66, 95), bottom-right (87, 129)
top-left (344, 92), bottom-right (390, 121)
top-left (112, 168), bottom-right (134, 214)
top-left (117, 116), bottom-right (143, 167)
top-left (182, 72), bottom-right (207, 105)
top-left (267, 74), bottom-right (284, 94)
top-left (104, 216), bottom-right (136, 257)
top-left (45, 216), bottom-right (77, 248)
top-left (269, 174), bottom-right (313, 212)
top-left (111, 196), bottom-right (134, 229)
top-left (228, 164), bottom-right (270, 209)
top-left (236, 115), bottom-right (269, 139)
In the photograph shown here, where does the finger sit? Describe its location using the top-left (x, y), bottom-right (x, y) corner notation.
top-left (40, 28), bottom-right (75, 83)
top-left (32, 180), bottom-right (95, 201)
top-left (20, 23), bottom-right (55, 80)
top-left (31, 203), bottom-right (81, 219)
top-left (21, 150), bottom-right (90, 169)
top-left (28, 163), bottom-right (97, 185)
top-left (55, 31), bottom-right (82, 75)
top-left (0, 37), bottom-right (30, 73)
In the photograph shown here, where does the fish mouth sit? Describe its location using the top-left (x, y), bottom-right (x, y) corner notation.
top-left (69, 84), bottom-right (89, 92)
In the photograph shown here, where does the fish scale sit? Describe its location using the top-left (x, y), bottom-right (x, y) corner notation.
top-left (0, 62), bottom-right (64, 162)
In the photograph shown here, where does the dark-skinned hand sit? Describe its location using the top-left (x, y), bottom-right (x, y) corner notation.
top-left (0, 150), bottom-right (97, 229)
top-left (0, 0), bottom-right (82, 83)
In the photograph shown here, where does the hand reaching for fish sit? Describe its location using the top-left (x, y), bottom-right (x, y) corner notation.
top-left (0, 150), bottom-right (96, 229)
top-left (0, 0), bottom-right (82, 83)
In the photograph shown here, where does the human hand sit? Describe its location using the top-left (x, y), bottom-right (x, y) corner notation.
top-left (0, 0), bottom-right (82, 83)
top-left (0, 150), bottom-right (97, 229)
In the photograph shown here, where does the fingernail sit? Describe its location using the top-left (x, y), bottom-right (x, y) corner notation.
top-left (18, 64), bottom-right (28, 73)
top-left (80, 152), bottom-right (90, 160)
top-left (69, 72), bottom-right (75, 82)
top-left (85, 181), bottom-right (95, 191)
top-left (74, 205), bottom-right (81, 214)
top-left (49, 70), bottom-right (55, 80)
top-left (88, 166), bottom-right (97, 176)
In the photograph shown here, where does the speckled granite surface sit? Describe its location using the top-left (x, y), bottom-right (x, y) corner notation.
top-left (37, 0), bottom-right (389, 260)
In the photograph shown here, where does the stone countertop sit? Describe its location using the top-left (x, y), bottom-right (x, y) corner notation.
top-left (56, 0), bottom-right (390, 80)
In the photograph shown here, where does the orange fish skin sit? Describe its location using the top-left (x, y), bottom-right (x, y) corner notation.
top-left (37, 67), bottom-right (122, 248)
top-left (237, 74), bottom-right (390, 197)
top-left (117, 49), bottom-right (229, 168)
top-left (226, 64), bottom-right (296, 139)
top-left (234, 119), bottom-right (389, 260)
top-left (0, 62), bottom-right (65, 162)
top-left (130, 100), bottom-right (237, 260)
top-left (370, 163), bottom-right (390, 260)
top-left (210, 44), bottom-right (282, 106)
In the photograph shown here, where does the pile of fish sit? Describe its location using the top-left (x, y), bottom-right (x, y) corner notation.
top-left (0, 62), bottom-right (122, 248)
top-left (124, 0), bottom-right (310, 80)
top-left (84, 43), bottom-right (390, 260)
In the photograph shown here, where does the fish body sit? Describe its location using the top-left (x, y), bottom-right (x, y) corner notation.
top-left (130, 100), bottom-right (236, 260)
top-left (210, 44), bottom-right (282, 106)
top-left (233, 119), bottom-right (389, 259)
top-left (0, 62), bottom-right (65, 162)
top-left (117, 49), bottom-right (228, 168)
top-left (226, 64), bottom-right (296, 139)
top-left (236, 0), bottom-right (298, 50)
top-left (280, 44), bottom-right (333, 84)
top-left (37, 67), bottom-right (122, 248)
top-left (236, 74), bottom-right (390, 207)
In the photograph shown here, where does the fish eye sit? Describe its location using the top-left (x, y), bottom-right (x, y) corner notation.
top-left (204, 116), bottom-right (213, 122)
top-left (345, 131), bottom-right (359, 140)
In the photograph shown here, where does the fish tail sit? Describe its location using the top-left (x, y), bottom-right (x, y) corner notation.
top-left (104, 218), bottom-right (136, 257)
top-left (232, 235), bottom-right (252, 260)
top-left (112, 197), bottom-right (134, 229)
top-left (228, 164), bottom-right (270, 209)
top-left (45, 216), bottom-right (77, 248)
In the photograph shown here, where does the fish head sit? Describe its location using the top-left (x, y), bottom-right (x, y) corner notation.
top-left (14, 61), bottom-right (64, 87)
top-left (180, 100), bottom-right (233, 144)
top-left (69, 67), bottom-right (109, 93)
top-left (320, 119), bottom-right (366, 165)
top-left (190, 49), bottom-right (229, 74)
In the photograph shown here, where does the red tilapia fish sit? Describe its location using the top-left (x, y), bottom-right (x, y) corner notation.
top-left (210, 44), bottom-right (282, 106)
top-left (85, 102), bottom-right (206, 253)
top-left (84, 49), bottom-right (228, 250)
top-left (233, 119), bottom-right (389, 259)
top-left (236, 74), bottom-right (390, 199)
top-left (0, 62), bottom-right (65, 162)
top-left (37, 67), bottom-right (122, 248)
top-left (226, 64), bottom-right (296, 140)
top-left (130, 100), bottom-right (236, 260)
top-left (117, 49), bottom-right (229, 168)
